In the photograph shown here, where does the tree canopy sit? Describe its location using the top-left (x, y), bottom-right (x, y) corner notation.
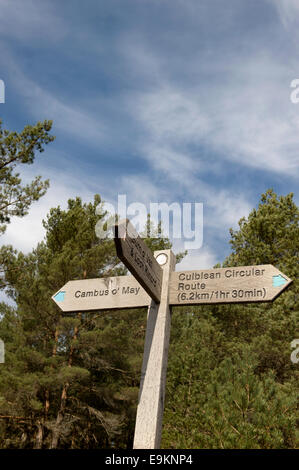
top-left (0, 120), bottom-right (55, 235)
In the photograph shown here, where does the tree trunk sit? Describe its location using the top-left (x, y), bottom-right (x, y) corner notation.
top-left (44, 327), bottom-right (59, 420)
top-left (50, 382), bottom-right (69, 449)
top-left (50, 318), bottom-right (80, 449)
top-left (34, 421), bottom-right (43, 449)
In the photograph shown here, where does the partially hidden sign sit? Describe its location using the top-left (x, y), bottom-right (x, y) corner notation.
top-left (169, 264), bottom-right (293, 305)
top-left (114, 219), bottom-right (163, 303)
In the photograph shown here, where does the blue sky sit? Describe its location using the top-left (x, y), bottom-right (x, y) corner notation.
top-left (0, 0), bottom-right (298, 272)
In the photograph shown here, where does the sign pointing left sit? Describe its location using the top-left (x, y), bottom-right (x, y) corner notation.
top-left (52, 276), bottom-right (150, 312)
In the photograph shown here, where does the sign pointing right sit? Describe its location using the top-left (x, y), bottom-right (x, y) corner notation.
top-left (169, 264), bottom-right (293, 306)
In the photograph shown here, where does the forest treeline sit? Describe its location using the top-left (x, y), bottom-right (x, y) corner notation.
top-left (0, 121), bottom-right (298, 448)
top-left (0, 190), bottom-right (297, 449)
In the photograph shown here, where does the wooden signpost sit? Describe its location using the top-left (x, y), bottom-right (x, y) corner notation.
top-left (0, 339), bottom-right (4, 364)
top-left (52, 218), bottom-right (293, 449)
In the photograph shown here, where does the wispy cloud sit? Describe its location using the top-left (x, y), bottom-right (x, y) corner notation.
top-left (176, 245), bottom-right (219, 271)
top-left (1, 50), bottom-right (107, 146)
top-left (0, 0), bottom-right (67, 42)
top-left (132, 64), bottom-right (299, 179)
top-left (113, 172), bottom-right (251, 251)
top-left (0, 0), bottom-right (297, 272)
top-left (270, 0), bottom-right (299, 27)
top-left (1, 164), bottom-right (95, 253)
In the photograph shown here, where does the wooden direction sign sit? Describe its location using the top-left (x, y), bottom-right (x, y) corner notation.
top-left (51, 220), bottom-right (293, 450)
top-left (169, 264), bottom-right (292, 306)
top-left (52, 264), bottom-right (293, 313)
top-left (52, 275), bottom-right (150, 312)
top-left (114, 219), bottom-right (163, 303)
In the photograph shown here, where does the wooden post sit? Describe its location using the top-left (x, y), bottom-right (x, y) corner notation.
top-left (133, 249), bottom-right (176, 449)
top-left (0, 338), bottom-right (4, 363)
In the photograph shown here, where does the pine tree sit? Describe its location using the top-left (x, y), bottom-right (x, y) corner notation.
top-left (162, 190), bottom-right (298, 449)
top-left (0, 195), bottom-right (178, 448)
top-left (0, 120), bottom-right (55, 236)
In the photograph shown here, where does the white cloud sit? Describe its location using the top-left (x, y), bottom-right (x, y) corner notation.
top-left (202, 187), bottom-right (251, 230)
top-left (135, 86), bottom-right (210, 144)
top-left (1, 0), bottom-right (294, 266)
top-left (1, 166), bottom-right (95, 253)
top-left (0, 291), bottom-right (15, 308)
top-left (121, 28), bottom-right (298, 180)
top-left (0, 0), bottom-right (67, 42)
top-left (109, 173), bottom-right (251, 249)
top-left (134, 75), bottom-right (299, 178)
top-left (119, 175), bottom-right (164, 204)
top-left (174, 242), bottom-right (219, 271)
top-left (270, 0), bottom-right (299, 27)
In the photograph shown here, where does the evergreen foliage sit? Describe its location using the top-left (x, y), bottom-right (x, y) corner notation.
top-left (0, 189), bottom-right (298, 448)
top-left (0, 120), bottom-right (55, 235)
top-left (162, 190), bottom-right (298, 448)
top-left (0, 196), bottom-right (174, 448)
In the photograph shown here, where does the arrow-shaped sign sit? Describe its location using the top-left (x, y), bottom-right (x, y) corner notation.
top-left (169, 264), bottom-right (292, 305)
top-left (52, 275), bottom-right (150, 313)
